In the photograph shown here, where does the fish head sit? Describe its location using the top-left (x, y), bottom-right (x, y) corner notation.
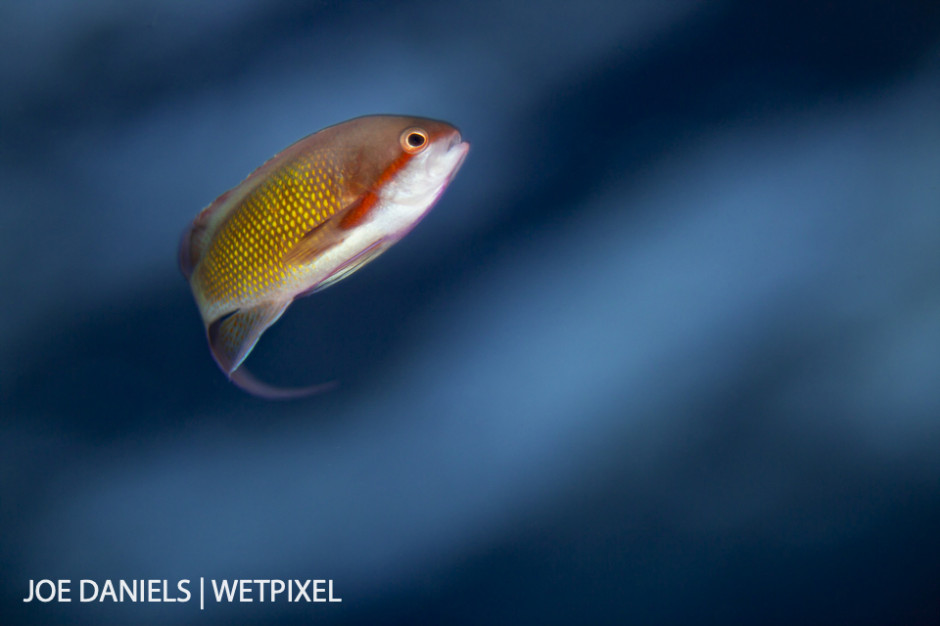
top-left (383, 118), bottom-right (470, 229)
top-left (335, 115), bottom-right (470, 238)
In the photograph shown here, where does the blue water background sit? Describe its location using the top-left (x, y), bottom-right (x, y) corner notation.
top-left (1, 1), bottom-right (939, 624)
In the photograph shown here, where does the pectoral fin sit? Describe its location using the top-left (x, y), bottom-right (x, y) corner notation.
top-left (282, 191), bottom-right (374, 267)
top-left (282, 221), bottom-right (345, 267)
top-left (207, 300), bottom-right (291, 375)
top-left (301, 239), bottom-right (391, 295)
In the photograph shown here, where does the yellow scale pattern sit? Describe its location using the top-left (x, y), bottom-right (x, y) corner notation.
top-left (196, 150), bottom-right (344, 309)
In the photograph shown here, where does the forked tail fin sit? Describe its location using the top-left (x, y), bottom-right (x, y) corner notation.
top-left (229, 367), bottom-right (338, 400)
top-left (206, 300), bottom-right (336, 400)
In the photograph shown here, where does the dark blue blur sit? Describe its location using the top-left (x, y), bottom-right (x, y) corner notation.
top-left (2, 1), bottom-right (940, 624)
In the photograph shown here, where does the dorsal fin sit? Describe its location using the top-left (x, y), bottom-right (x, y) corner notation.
top-left (178, 187), bottom-right (242, 279)
top-left (178, 217), bottom-right (210, 278)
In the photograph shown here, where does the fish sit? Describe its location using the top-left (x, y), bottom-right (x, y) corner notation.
top-left (179, 115), bottom-right (469, 398)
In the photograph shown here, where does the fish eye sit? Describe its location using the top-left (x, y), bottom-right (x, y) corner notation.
top-left (401, 128), bottom-right (429, 153)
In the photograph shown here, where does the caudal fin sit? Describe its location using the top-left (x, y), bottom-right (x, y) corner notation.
top-left (206, 299), bottom-right (336, 400)
top-left (207, 300), bottom-right (290, 375)
top-left (229, 366), bottom-right (338, 400)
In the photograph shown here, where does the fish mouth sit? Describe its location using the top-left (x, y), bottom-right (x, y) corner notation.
top-left (421, 130), bottom-right (469, 184)
top-left (443, 131), bottom-right (470, 176)
top-left (448, 129), bottom-right (469, 153)
top-left (451, 139), bottom-right (470, 169)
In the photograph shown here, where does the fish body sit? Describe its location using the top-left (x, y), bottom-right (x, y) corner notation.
top-left (179, 115), bottom-right (469, 397)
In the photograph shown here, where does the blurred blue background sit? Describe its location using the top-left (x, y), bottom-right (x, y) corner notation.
top-left (2, 1), bottom-right (940, 624)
